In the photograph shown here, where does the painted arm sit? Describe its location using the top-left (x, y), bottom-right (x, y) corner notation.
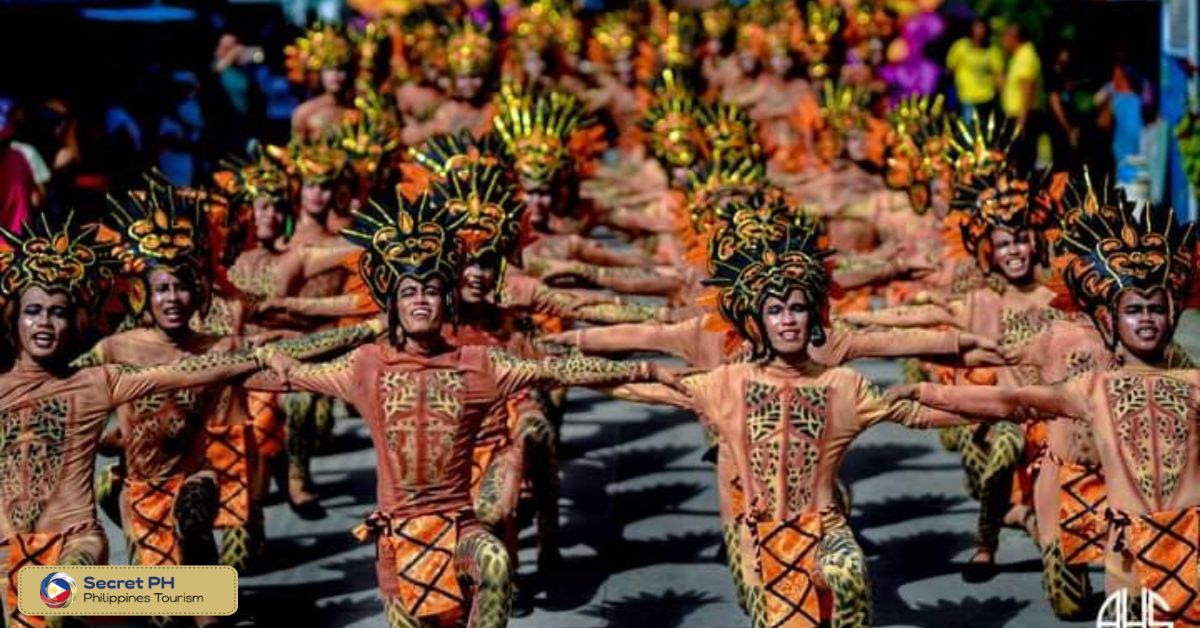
top-left (488, 347), bottom-right (672, 395)
top-left (548, 262), bottom-right (686, 297)
top-left (258, 294), bottom-right (379, 319)
top-left (820, 325), bottom-right (963, 365)
top-left (838, 302), bottom-right (962, 329)
top-left (300, 244), bottom-right (361, 278)
top-left (548, 317), bottom-right (718, 367)
top-left (913, 379), bottom-right (1089, 422)
top-left (852, 374), bottom-right (970, 431)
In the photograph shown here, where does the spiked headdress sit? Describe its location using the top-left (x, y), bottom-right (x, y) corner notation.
top-left (700, 101), bottom-right (762, 164)
top-left (0, 214), bottom-right (116, 315)
top-left (950, 163), bottom-right (1056, 276)
top-left (703, 193), bottom-right (833, 357)
top-left (214, 145), bottom-right (292, 204)
top-left (643, 69), bottom-right (705, 168)
top-left (433, 164), bottom-right (524, 263)
top-left (285, 24), bottom-right (353, 84)
top-left (443, 20), bottom-right (495, 78)
top-left (884, 94), bottom-right (947, 214)
top-left (493, 84), bottom-right (588, 191)
top-left (342, 189), bottom-right (459, 309)
top-left (1058, 179), bottom-right (1198, 348)
top-left (106, 176), bottom-right (212, 315)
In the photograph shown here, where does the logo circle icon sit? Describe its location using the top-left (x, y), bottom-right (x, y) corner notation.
top-left (39, 572), bottom-right (76, 609)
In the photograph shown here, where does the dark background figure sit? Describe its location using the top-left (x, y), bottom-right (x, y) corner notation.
top-left (0, 97), bottom-right (38, 234)
top-left (1045, 44), bottom-right (1082, 173)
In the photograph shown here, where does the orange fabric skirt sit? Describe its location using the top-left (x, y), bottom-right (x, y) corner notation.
top-left (3, 532), bottom-right (65, 628)
top-left (1123, 507), bottom-right (1200, 624)
top-left (123, 475), bottom-right (185, 566)
top-left (247, 392), bottom-right (284, 460)
top-left (375, 513), bottom-right (466, 621)
top-left (750, 513), bottom-right (823, 627)
top-left (205, 423), bottom-right (257, 528)
top-left (1057, 463), bottom-right (1107, 566)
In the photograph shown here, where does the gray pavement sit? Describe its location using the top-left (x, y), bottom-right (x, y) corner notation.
top-left (97, 357), bottom-right (1109, 627)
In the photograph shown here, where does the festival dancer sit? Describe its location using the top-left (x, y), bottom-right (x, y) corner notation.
top-left (401, 20), bottom-right (497, 145)
top-left (246, 189), bottom-right (681, 628)
top-left (841, 158), bottom-right (1062, 579)
top-left (896, 199), bottom-right (1200, 625)
top-left (0, 216), bottom-right (307, 628)
top-left (288, 24), bottom-right (356, 141)
top-left (612, 203), bottom-right (967, 628)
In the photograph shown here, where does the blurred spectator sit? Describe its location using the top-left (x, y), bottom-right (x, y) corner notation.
top-left (1046, 45), bottom-right (1082, 172)
top-left (1001, 23), bottom-right (1042, 167)
top-left (879, 34), bottom-right (940, 103)
top-left (0, 97), bottom-right (38, 234)
top-left (157, 71), bottom-right (204, 186)
top-left (1095, 47), bottom-right (1156, 188)
top-left (210, 32), bottom-right (267, 155)
top-left (946, 18), bottom-right (1003, 121)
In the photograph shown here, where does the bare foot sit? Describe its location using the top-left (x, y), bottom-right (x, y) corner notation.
top-left (962, 546), bottom-right (997, 583)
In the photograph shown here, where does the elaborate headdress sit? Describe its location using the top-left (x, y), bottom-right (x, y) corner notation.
top-left (951, 164), bottom-right (1056, 275)
top-left (681, 156), bottom-right (769, 264)
top-left (643, 69), bottom-right (705, 168)
top-left (800, 2), bottom-right (840, 79)
top-left (885, 94), bottom-right (947, 213)
top-left (700, 101), bottom-right (762, 164)
top-left (1058, 179), bottom-right (1198, 348)
top-left (409, 130), bottom-right (511, 179)
top-left (815, 80), bottom-right (868, 162)
top-left (342, 189), bottom-right (459, 309)
top-left (704, 195), bottom-right (833, 357)
top-left (285, 24), bottom-right (353, 84)
top-left (493, 84), bottom-right (588, 190)
top-left (700, 5), bottom-right (734, 43)
top-left (947, 113), bottom-right (1019, 186)
top-left (214, 145), bottom-right (292, 204)
top-left (444, 20), bottom-right (495, 78)
top-left (434, 164), bottom-right (524, 263)
top-left (106, 176), bottom-right (212, 315)
top-left (588, 12), bottom-right (639, 66)
top-left (287, 137), bottom-right (352, 185)
top-left (334, 88), bottom-right (401, 195)
top-left (0, 214), bottom-right (116, 315)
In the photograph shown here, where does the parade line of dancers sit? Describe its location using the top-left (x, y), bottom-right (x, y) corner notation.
top-left (2, 1), bottom-right (1199, 626)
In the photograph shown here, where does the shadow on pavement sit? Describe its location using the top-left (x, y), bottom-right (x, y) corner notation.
top-left (580, 589), bottom-right (722, 627)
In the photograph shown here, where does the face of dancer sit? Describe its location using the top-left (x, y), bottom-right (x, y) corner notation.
top-left (1114, 289), bottom-right (1171, 359)
top-left (524, 191), bottom-right (551, 229)
top-left (396, 276), bottom-right (446, 337)
top-left (253, 196), bottom-right (285, 242)
top-left (300, 181), bottom-right (332, 217)
top-left (460, 262), bottom-right (498, 305)
top-left (989, 227), bottom-right (1035, 283)
top-left (452, 76), bottom-right (483, 100)
top-left (17, 287), bottom-right (73, 362)
top-left (761, 289), bottom-right (811, 357)
top-left (320, 67), bottom-right (347, 94)
top-left (148, 269), bottom-right (196, 334)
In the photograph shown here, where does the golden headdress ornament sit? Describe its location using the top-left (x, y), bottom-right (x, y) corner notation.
top-left (0, 214), bottom-right (116, 313)
top-left (643, 69), bottom-right (705, 168)
top-left (214, 145), bottom-right (292, 204)
top-left (444, 20), bottom-right (495, 78)
top-left (342, 189), bottom-right (459, 308)
top-left (287, 136), bottom-right (352, 184)
top-left (493, 83), bottom-right (588, 190)
top-left (106, 175), bottom-right (213, 314)
top-left (433, 164), bottom-right (524, 262)
top-left (801, 2), bottom-right (841, 79)
top-left (409, 130), bottom-right (511, 180)
top-left (285, 24), bottom-right (353, 84)
top-left (335, 88), bottom-right (402, 192)
top-left (703, 193), bottom-right (833, 357)
top-left (700, 101), bottom-right (762, 164)
top-left (1057, 177), bottom-right (1198, 348)
top-left (947, 113), bottom-right (1019, 185)
top-left (884, 94), bottom-right (947, 213)
top-left (589, 12), bottom-right (638, 65)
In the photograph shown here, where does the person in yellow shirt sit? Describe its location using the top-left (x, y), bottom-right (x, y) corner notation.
top-left (1002, 23), bottom-right (1042, 167)
top-left (946, 18), bottom-right (1004, 121)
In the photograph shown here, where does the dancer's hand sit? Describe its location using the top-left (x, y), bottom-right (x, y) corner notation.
top-left (255, 346), bottom-right (301, 383)
top-left (885, 383), bottom-right (921, 404)
top-left (648, 363), bottom-right (686, 392)
top-left (958, 332), bottom-right (998, 353)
